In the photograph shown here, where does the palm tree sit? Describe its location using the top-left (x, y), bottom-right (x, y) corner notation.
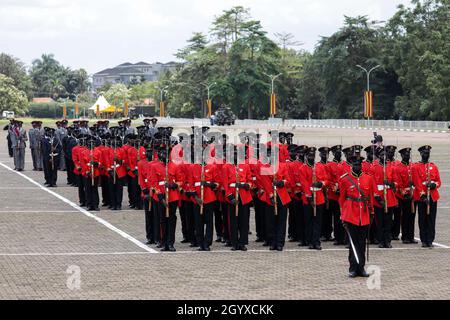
top-left (47, 78), bottom-right (67, 100)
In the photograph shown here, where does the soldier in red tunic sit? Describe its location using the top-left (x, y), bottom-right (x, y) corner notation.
top-left (286, 144), bottom-right (305, 244)
top-left (257, 143), bottom-right (291, 251)
top-left (97, 134), bottom-right (111, 208)
top-left (125, 134), bottom-right (143, 210)
top-left (81, 135), bottom-right (102, 211)
top-left (328, 145), bottom-right (345, 245)
top-left (189, 142), bottom-right (218, 251)
top-left (395, 147), bottom-right (418, 244)
top-left (139, 145), bottom-right (155, 244)
top-left (372, 146), bottom-right (398, 248)
top-left (72, 133), bottom-right (87, 207)
top-left (318, 147), bottom-right (332, 242)
top-left (109, 137), bottom-right (128, 210)
top-left (412, 145), bottom-right (441, 248)
top-left (339, 155), bottom-right (374, 278)
top-left (300, 147), bottom-right (328, 250)
top-left (149, 143), bottom-right (181, 252)
top-left (386, 145), bottom-right (402, 241)
top-left (223, 145), bottom-right (253, 251)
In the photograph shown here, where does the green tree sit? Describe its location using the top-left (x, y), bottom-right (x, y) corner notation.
top-left (0, 53), bottom-right (33, 98)
top-left (129, 81), bottom-right (157, 104)
top-left (104, 83), bottom-right (131, 107)
top-left (0, 74), bottom-right (29, 115)
top-left (384, 0), bottom-right (450, 120)
top-left (30, 53), bottom-right (62, 96)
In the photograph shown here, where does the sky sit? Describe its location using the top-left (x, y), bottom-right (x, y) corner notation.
top-left (0, 0), bottom-right (412, 75)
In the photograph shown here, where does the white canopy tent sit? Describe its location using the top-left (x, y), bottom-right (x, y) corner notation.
top-left (89, 95), bottom-right (111, 111)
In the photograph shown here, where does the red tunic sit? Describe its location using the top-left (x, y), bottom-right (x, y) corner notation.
top-left (223, 163), bottom-right (253, 205)
top-left (103, 146), bottom-right (128, 178)
top-left (299, 163), bottom-right (328, 206)
top-left (412, 162), bottom-right (441, 202)
top-left (149, 161), bottom-right (182, 203)
top-left (80, 147), bottom-right (102, 178)
top-left (257, 162), bottom-right (291, 206)
top-left (188, 163), bottom-right (217, 205)
top-left (126, 146), bottom-right (139, 178)
top-left (371, 161), bottom-right (398, 208)
top-left (339, 172), bottom-right (375, 226)
top-left (326, 160), bottom-right (341, 201)
top-left (285, 160), bottom-right (304, 201)
top-left (72, 145), bottom-right (86, 175)
top-left (395, 161), bottom-right (415, 200)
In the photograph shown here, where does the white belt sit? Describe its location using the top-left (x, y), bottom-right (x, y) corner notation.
top-left (195, 181), bottom-right (210, 187)
top-left (296, 183), bottom-right (301, 187)
top-left (252, 177), bottom-right (257, 181)
top-left (422, 181), bottom-right (436, 185)
top-left (229, 183), bottom-right (236, 187)
top-left (158, 181), bottom-right (165, 186)
top-left (377, 185), bottom-right (390, 191)
top-left (310, 187), bottom-right (321, 191)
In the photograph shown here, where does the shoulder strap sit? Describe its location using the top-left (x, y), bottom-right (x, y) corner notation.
top-left (345, 174), bottom-right (367, 199)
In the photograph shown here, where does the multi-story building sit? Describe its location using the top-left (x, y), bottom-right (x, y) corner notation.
top-left (92, 61), bottom-right (177, 91)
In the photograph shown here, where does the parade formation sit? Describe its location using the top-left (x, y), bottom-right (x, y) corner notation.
top-left (4, 118), bottom-right (442, 278)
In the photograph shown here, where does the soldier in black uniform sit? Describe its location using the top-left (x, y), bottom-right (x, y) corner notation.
top-left (62, 127), bottom-right (78, 186)
top-left (42, 128), bottom-right (62, 187)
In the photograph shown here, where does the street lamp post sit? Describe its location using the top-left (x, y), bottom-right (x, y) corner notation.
top-left (356, 64), bottom-right (380, 92)
top-left (263, 73), bottom-right (282, 118)
top-left (201, 82), bottom-right (216, 118)
top-left (356, 64), bottom-right (380, 125)
top-left (156, 85), bottom-right (169, 117)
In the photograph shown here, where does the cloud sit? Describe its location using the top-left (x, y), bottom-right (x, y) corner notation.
top-left (0, 0), bottom-right (411, 73)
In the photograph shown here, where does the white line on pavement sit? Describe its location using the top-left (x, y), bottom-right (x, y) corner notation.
top-left (0, 161), bottom-right (158, 254)
top-left (0, 246), bottom-right (448, 257)
top-left (0, 210), bottom-right (81, 213)
top-left (0, 251), bottom-right (149, 257)
top-left (414, 238), bottom-right (450, 249)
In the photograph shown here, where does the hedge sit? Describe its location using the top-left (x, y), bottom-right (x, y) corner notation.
top-left (27, 102), bottom-right (90, 119)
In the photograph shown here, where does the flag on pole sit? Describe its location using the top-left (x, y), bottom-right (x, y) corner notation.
top-left (75, 102), bottom-right (79, 117)
top-left (124, 101), bottom-right (129, 118)
top-left (270, 94), bottom-right (276, 116)
top-left (364, 90), bottom-right (373, 118)
top-left (96, 104), bottom-right (100, 118)
top-left (207, 99), bottom-right (212, 118)
top-left (160, 101), bottom-right (165, 117)
top-left (63, 104), bottom-right (67, 118)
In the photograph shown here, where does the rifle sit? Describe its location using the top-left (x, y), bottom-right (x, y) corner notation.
top-left (409, 145), bottom-right (415, 213)
top-left (426, 161), bottom-right (431, 215)
top-left (235, 161), bottom-right (240, 217)
top-left (383, 150), bottom-right (388, 213)
top-left (165, 139), bottom-right (170, 218)
top-left (312, 157), bottom-right (317, 217)
top-left (90, 140), bottom-right (95, 187)
top-left (273, 153), bottom-right (278, 216)
top-left (200, 147), bottom-right (205, 215)
top-left (50, 136), bottom-right (55, 171)
top-left (113, 138), bottom-right (117, 185)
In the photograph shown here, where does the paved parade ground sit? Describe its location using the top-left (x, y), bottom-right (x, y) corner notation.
top-left (0, 124), bottom-right (449, 300)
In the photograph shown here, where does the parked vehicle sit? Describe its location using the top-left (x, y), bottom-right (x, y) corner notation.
top-left (1, 111), bottom-right (14, 119)
top-left (214, 106), bottom-right (236, 126)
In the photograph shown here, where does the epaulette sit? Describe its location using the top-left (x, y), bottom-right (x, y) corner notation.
top-left (340, 173), bottom-right (349, 179)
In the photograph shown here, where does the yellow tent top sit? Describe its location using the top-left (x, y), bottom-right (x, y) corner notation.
top-left (102, 106), bottom-right (123, 113)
